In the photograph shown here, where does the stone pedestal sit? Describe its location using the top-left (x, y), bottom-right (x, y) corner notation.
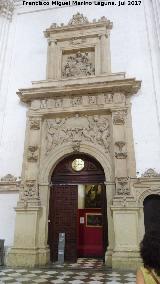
top-left (111, 205), bottom-right (142, 270)
top-left (7, 206), bottom-right (50, 267)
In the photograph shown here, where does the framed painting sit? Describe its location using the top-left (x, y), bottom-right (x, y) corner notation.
top-left (85, 184), bottom-right (102, 208)
top-left (86, 213), bottom-right (102, 227)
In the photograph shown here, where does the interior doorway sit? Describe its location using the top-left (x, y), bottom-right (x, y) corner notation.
top-left (143, 194), bottom-right (160, 232)
top-left (48, 154), bottom-right (108, 263)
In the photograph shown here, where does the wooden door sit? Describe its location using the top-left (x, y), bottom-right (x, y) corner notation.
top-left (48, 185), bottom-right (78, 262)
top-left (144, 194), bottom-right (160, 232)
top-left (101, 185), bottom-right (108, 262)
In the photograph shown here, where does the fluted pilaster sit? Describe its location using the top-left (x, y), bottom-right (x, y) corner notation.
top-left (151, 0), bottom-right (160, 49)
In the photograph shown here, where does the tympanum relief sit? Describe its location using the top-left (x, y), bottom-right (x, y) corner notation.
top-left (45, 114), bottom-right (110, 155)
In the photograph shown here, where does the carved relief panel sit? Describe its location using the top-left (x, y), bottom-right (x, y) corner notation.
top-left (44, 114), bottom-right (111, 156)
top-left (62, 49), bottom-right (95, 78)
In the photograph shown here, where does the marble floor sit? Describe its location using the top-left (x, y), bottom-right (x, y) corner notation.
top-left (0, 258), bottom-right (136, 284)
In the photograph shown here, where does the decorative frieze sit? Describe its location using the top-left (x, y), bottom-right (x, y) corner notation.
top-left (88, 96), bottom-right (97, 105)
top-left (116, 177), bottom-right (130, 196)
top-left (141, 168), bottom-right (160, 178)
top-left (27, 146), bottom-right (39, 162)
top-left (31, 93), bottom-right (126, 112)
top-left (112, 110), bottom-right (127, 125)
top-left (113, 93), bottom-right (125, 104)
top-left (115, 141), bottom-right (127, 159)
top-left (45, 114), bottom-right (110, 155)
top-left (71, 97), bottom-right (82, 107)
top-left (104, 93), bottom-right (113, 104)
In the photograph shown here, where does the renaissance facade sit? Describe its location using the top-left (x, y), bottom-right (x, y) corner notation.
top-left (0, 0), bottom-right (160, 270)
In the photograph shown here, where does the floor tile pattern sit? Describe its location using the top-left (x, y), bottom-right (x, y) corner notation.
top-left (0, 259), bottom-right (136, 284)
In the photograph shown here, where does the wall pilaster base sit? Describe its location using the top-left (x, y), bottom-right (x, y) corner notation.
top-left (7, 247), bottom-right (50, 267)
top-left (105, 248), bottom-right (113, 267)
top-left (112, 250), bottom-right (142, 270)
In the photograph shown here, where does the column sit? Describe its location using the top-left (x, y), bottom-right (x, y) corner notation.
top-left (7, 114), bottom-right (49, 267)
top-left (46, 39), bottom-right (58, 80)
top-left (0, 0), bottom-right (14, 146)
top-left (151, 0), bottom-right (160, 48)
top-left (100, 32), bottom-right (111, 74)
top-left (0, 0), bottom-right (14, 89)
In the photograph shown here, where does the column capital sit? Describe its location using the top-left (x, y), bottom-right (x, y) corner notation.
top-left (0, 0), bottom-right (14, 21)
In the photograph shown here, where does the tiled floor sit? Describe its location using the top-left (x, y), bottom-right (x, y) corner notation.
top-left (0, 259), bottom-right (136, 284)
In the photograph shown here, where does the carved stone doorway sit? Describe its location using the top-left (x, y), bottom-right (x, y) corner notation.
top-left (48, 154), bottom-right (108, 262)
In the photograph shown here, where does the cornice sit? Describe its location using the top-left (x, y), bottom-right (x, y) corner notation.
top-left (44, 14), bottom-right (113, 37)
top-left (17, 74), bottom-right (141, 103)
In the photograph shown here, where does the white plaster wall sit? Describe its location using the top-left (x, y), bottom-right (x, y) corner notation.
top-left (0, 193), bottom-right (19, 247)
top-left (0, 0), bottom-right (160, 179)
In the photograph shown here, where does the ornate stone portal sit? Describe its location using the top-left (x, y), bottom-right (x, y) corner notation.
top-left (7, 13), bottom-right (146, 269)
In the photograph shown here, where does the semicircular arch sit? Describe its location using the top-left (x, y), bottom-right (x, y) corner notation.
top-left (138, 188), bottom-right (160, 206)
top-left (39, 142), bottom-right (113, 184)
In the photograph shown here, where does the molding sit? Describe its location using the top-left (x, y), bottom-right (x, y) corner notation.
top-left (17, 75), bottom-right (141, 103)
top-left (45, 13), bottom-right (112, 37)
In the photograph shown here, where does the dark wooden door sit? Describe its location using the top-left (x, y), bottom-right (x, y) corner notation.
top-left (144, 194), bottom-right (160, 232)
top-left (101, 185), bottom-right (108, 262)
top-left (48, 185), bottom-right (78, 262)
